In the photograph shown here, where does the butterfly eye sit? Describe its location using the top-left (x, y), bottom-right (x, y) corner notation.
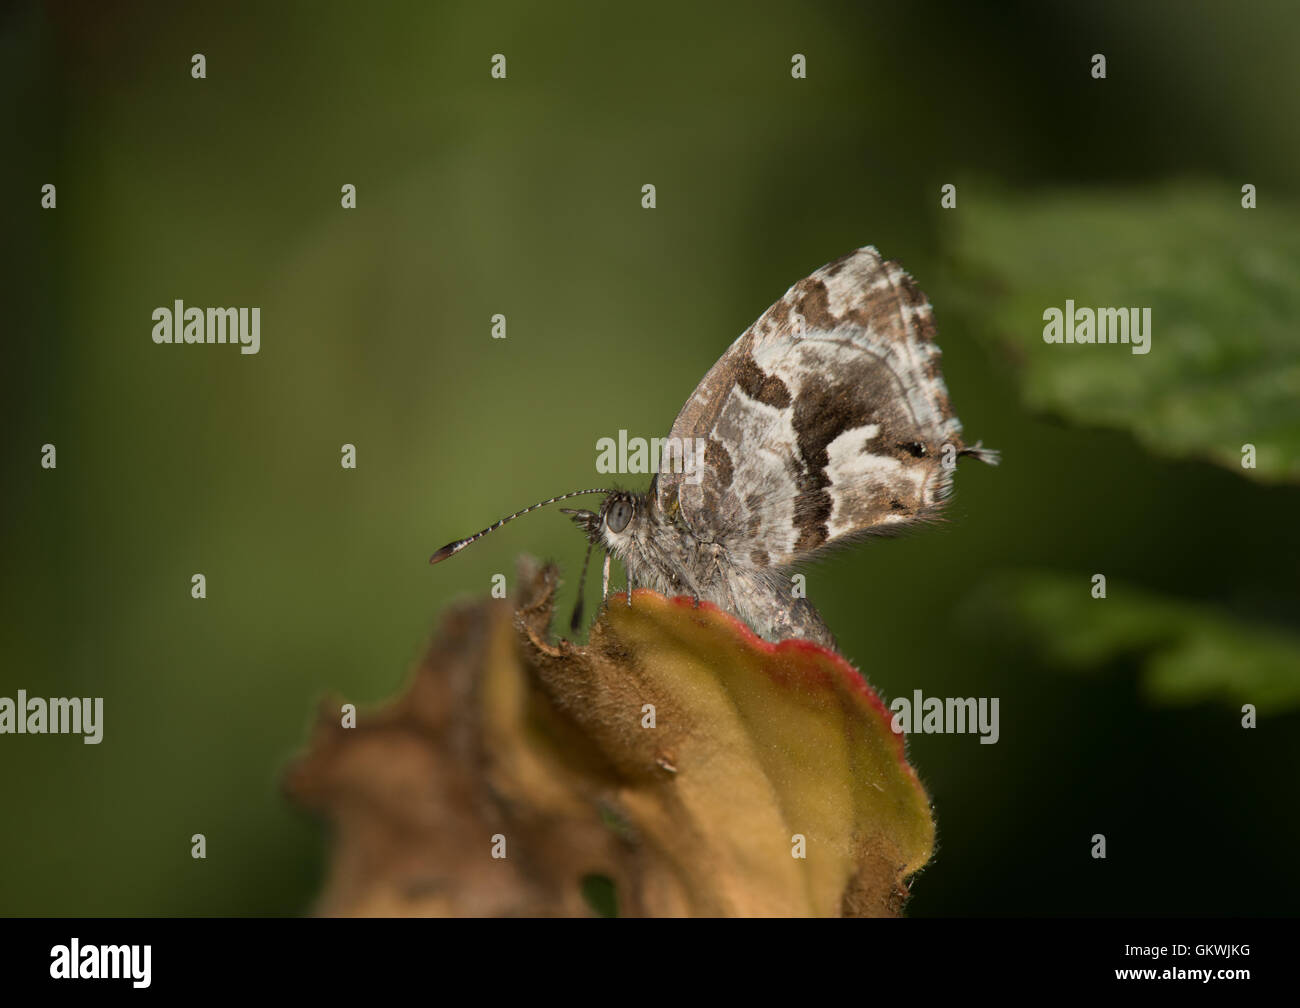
top-left (606, 499), bottom-right (634, 533)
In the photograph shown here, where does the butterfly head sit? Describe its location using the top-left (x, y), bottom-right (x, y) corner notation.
top-left (600, 490), bottom-right (637, 535)
top-left (564, 489), bottom-right (645, 551)
top-left (556, 488), bottom-right (652, 632)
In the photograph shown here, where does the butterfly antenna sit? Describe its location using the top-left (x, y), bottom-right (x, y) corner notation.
top-left (429, 488), bottom-right (616, 564)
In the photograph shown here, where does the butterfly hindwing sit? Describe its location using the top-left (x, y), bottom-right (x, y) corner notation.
top-left (655, 246), bottom-right (989, 570)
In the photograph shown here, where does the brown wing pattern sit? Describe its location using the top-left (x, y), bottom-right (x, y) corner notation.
top-left (655, 247), bottom-right (992, 569)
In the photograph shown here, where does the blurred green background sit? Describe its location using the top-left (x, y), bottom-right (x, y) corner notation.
top-left (3, 0), bottom-right (1298, 916)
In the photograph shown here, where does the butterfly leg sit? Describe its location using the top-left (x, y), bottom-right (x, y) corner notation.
top-left (626, 569), bottom-right (633, 606)
top-left (601, 552), bottom-right (611, 601)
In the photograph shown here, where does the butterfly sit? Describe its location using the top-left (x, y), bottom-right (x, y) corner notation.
top-left (431, 247), bottom-right (997, 649)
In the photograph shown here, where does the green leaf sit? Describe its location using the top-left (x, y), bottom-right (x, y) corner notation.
top-left (952, 183), bottom-right (1300, 482)
top-left (580, 873), bottom-right (619, 918)
top-left (962, 571), bottom-right (1300, 711)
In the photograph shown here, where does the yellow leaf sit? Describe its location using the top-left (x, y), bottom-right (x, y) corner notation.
top-left (287, 558), bottom-right (934, 917)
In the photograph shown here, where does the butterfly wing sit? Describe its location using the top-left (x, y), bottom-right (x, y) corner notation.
top-left (655, 246), bottom-right (995, 569)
